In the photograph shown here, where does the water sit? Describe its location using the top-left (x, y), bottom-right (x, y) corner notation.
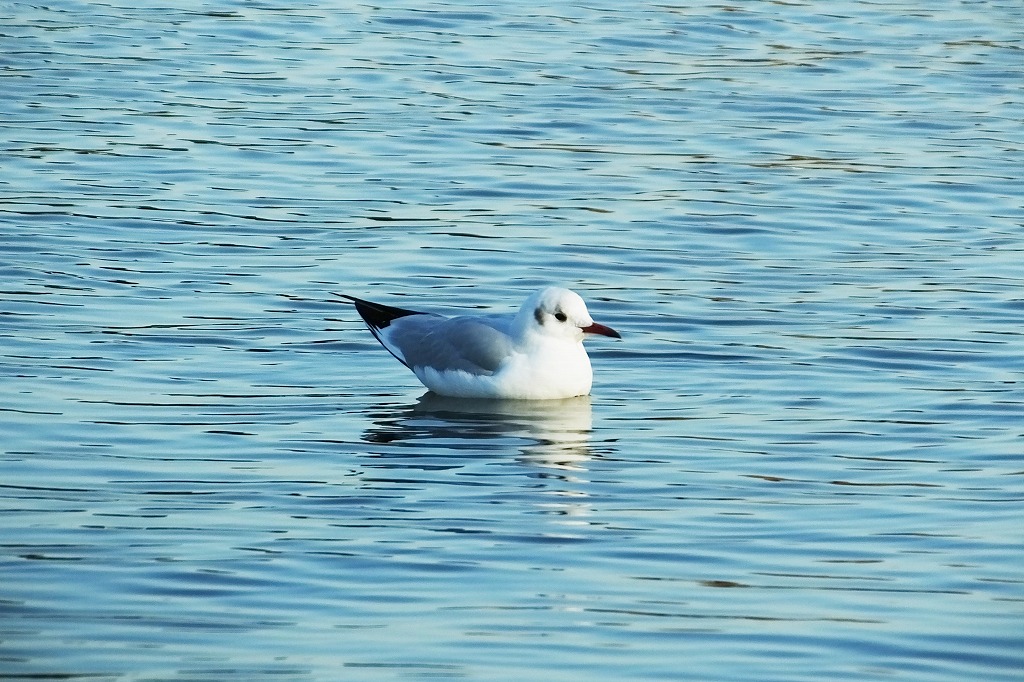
top-left (2, 1), bottom-right (1022, 680)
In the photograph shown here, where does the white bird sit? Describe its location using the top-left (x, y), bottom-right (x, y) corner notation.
top-left (337, 287), bottom-right (620, 400)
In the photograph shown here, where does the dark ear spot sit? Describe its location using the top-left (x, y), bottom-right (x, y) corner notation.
top-left (534, 307), bottom-right (544, 325)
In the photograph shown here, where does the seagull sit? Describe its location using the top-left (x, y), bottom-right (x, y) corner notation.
top-left (336, 287), bottom-right (620, 399)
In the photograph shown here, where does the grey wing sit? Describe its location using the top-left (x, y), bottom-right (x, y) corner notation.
top-left (385, 315), bottom-right (516, 376)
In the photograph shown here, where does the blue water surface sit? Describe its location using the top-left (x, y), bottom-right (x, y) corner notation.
top-left (1, 1), bottom-right (1022, 680)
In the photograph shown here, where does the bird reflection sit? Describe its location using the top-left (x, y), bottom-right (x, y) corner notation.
top-left (361, 393), bottom-right (595, 471)
top-left (360, 394), bottom-right (599, 532)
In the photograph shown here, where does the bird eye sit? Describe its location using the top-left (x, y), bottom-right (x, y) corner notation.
top-left (555, 311), bottom-right (567, 322)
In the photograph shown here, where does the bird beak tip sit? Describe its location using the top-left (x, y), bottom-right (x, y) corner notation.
top-left (582, 322), bottom-right (621, 339)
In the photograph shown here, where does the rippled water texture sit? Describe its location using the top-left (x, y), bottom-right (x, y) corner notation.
top-left (2, 1), bottom-right (1022, 680)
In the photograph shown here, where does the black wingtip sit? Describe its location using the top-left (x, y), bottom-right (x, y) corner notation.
top-left (332, 293), bottom-right (424, 331)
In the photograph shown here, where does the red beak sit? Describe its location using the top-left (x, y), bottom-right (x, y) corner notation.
top-left (582, 322), bottom-right (621, 339)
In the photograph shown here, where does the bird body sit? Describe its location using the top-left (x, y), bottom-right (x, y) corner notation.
top-left (339, 287), bottom-right (619, 399)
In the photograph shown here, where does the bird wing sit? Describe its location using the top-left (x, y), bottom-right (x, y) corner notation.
top-left (385, 315), bottom-right (516, 376)
top-left (339, 294), bottom-right (518, 375)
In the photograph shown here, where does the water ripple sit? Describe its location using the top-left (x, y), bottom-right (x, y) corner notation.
top-left (2, 1), bottom-right (1023, 680)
